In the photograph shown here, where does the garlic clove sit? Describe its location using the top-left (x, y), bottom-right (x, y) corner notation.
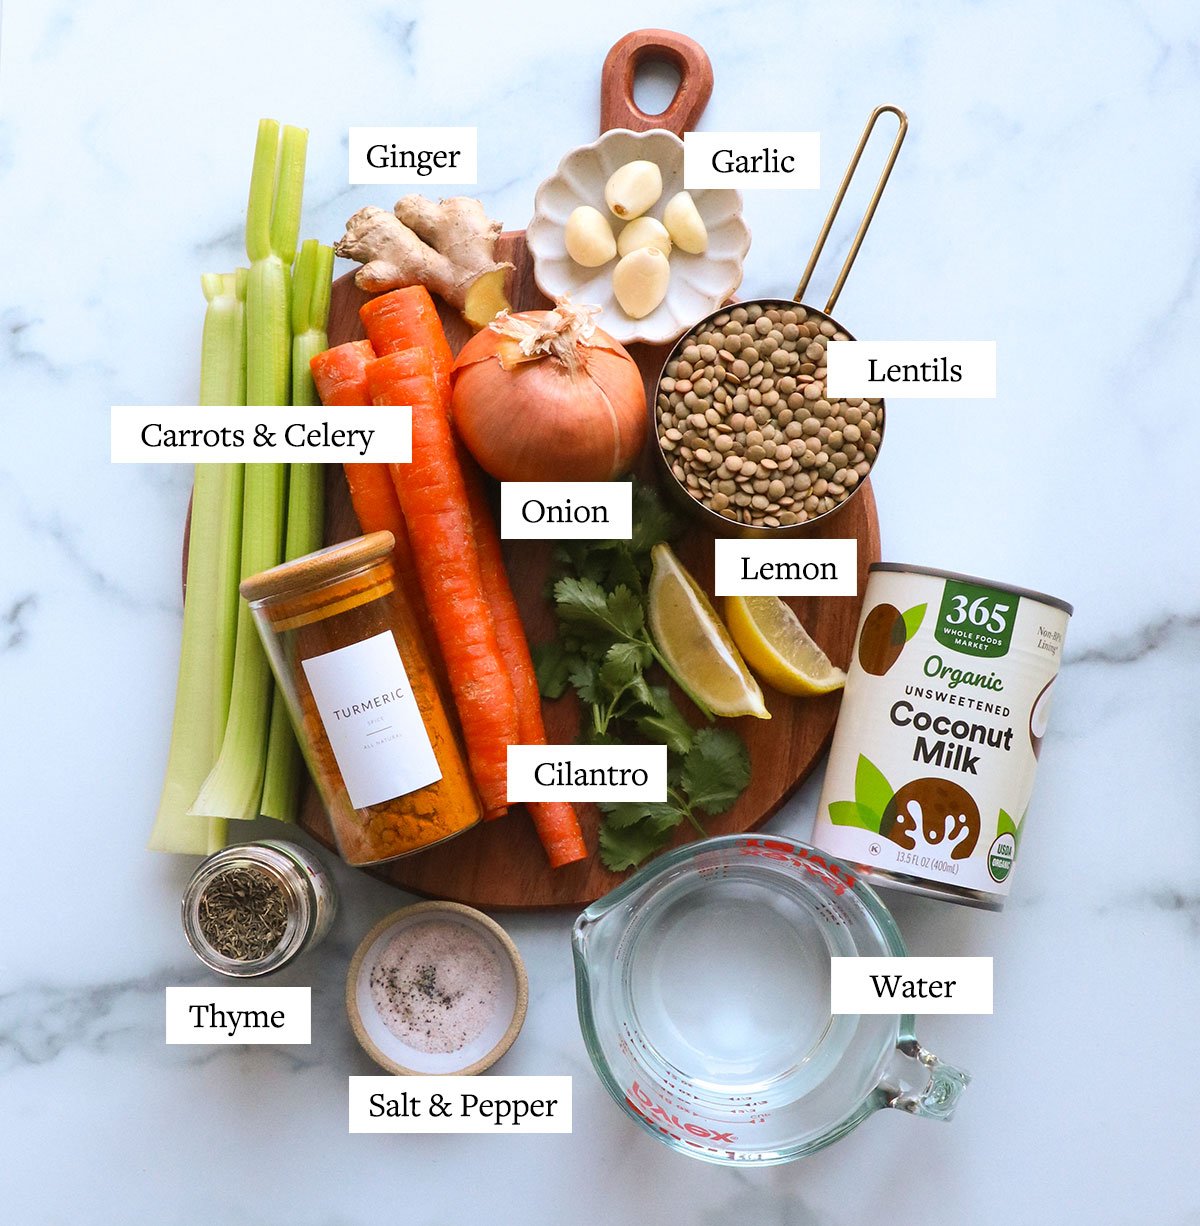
top-left (612, 247), bottom-right (670, 319)
top-left (604, 160), bottom-right (663, 220)
top-left (564, 205), bottom-right (617, 268)
top-left (663, 191), bottom-right (708, 254)
top-left (616, 216), bottom-right (672, 259)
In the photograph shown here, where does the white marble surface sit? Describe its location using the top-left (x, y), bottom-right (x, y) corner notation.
top-left (2, 0), bottom-right (1199, 1221)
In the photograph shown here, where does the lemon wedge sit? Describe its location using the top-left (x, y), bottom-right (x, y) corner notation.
top-left (648, 544), bottom-right (769, 719)
top-left (724, 596), bottom-right (848, 696)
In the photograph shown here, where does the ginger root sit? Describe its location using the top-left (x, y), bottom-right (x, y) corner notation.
top-left (335, 196), bottom-right (513, 328)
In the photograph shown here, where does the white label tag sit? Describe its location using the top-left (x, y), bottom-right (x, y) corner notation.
top-left (830, 957), bottom-right (993, 1014)
top-left (348, 127), bottom-right (477, 184)
top-left (506, 745), bottom-right (667, 802)
top-left (825, 342), bottom-right (997, 398)
top-left (110, 406), bottom-right (412, 463)
top-left (165, 987), bottom-right (311, 1044)
top-left (713, 538), bottom-right (858, 596)
top-left (500, 482), bottom-right (632, 540)
top-left (684, 131), bottom-right (820, 190)
top-left (349, 1076), bottom-right (573, 1133)
top-left (302, 631), bottom-right (440, 809)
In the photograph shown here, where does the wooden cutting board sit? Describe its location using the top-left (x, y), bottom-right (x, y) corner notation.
top-left (297, 30), bottom-right (882, 907)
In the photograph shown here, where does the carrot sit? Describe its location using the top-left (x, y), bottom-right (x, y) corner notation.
top-left (360, 291), bottom-right (586, 864)
top-left (312, 339), bottom-right (444, 705)
top-left (309, 339), bottom-right (375, 405)
top-left (360, 287), bottom-right (454, 395)
top-left (366, 346), bottom-right (517, 817)
top-left (310, 340), bottom-right (422, 581)
top-left (311, 341), bottom-right (402, 535)
top-left (462, 461), bottom-right (587, 865)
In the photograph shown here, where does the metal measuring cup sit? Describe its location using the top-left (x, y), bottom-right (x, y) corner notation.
top-left (652, 105), bottom-right (908, 538)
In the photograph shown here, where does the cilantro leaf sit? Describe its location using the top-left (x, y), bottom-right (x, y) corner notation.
top-left (554, 578), bottom-right (644, 642)
top-left (603, 549), bottom-right (645, 598)
top-left (598, 799), bottom-right (680, 829)
top-left (600, 640), bottom-right (652, 690)
top-left (553, 576), bottom-right (611, 627)
top-left (598, 806), bottom-right (681, 871)
top-left (532, 640), bottom-right (573, 699)
top-left (681, 727), bottom-right (751, 816)
top-left (635, 697), bottom-right (695, 757)
top-left (568, 657), bottom-right (605, 706)
top-left (630, 482), bottom-right (679, 559)
top-left (625, 672), bottom-right (658, 716)
top-left (604, 585), bottom-right (645, 638)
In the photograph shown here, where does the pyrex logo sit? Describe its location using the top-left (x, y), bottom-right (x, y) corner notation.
top-left (739, 838), bottom-right (857, 895)
top-left (626, 1082), bottom-right (737, 1147)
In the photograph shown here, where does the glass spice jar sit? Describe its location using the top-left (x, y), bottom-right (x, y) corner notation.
top-left (240, 531), bottom-right (482, 865)
top-left (182, 839), bottom-right (336, 978)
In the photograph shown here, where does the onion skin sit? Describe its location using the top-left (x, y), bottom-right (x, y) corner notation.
top-left (452, 313), bottom-right (647, 482)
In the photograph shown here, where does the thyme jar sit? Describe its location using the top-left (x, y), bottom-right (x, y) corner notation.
top-left (182, 839), bottom-right (336, 978)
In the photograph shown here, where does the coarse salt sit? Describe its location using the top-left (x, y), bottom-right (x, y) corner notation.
top-left (368, 920), bottom-right (502, 1054)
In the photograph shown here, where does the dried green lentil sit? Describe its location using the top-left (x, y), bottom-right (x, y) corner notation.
top-left (656, 305), bottom-right (882, 527)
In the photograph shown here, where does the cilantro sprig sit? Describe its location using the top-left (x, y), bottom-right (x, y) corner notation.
top-left (533, 481), bottom-right (751, 871)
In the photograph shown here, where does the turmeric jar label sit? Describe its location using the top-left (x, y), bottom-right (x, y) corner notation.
top-left (302, 631), bottom-right (441, 808)
top-left (812, 565), bottom-right (1071, 910)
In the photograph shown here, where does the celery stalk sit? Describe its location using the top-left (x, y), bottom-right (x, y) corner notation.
top-left (148, 272), bottom-right (246, 853)
top-left (191, 463), bottom-right (286, 821)
top-left (191, 120), bottom-right (308, 823)
top-left (259, 240), bottom-right (334, 821)
top-left (289, 239), bottom-right (335, 407)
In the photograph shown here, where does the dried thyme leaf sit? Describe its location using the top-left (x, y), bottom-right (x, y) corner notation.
top-left (197, 866), bottom-right (288, 962)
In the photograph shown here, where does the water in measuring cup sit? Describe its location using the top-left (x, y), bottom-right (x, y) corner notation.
top-left (623, 867), bottom-right (855, 1097)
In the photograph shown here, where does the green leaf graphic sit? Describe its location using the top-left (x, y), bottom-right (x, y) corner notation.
top-left (902, 603), bottom-right (927, 641)
top-left (828, 801), bottom-right (881, 832)
top-left (854, 754), bottom-right (894, 824)
top-left (997, 807), bottom-right (1028, 859)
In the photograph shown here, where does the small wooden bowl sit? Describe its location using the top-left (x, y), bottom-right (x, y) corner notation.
top-left (346, 901), bottom-right (528, 1076)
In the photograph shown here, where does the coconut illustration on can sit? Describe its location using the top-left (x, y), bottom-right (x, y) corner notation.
top-left (880, 777), bottom-right (981, 861)
top-left (858, 604), bottom-right (907, 675)
top-left (813, 564), bottom-right (1072, 911)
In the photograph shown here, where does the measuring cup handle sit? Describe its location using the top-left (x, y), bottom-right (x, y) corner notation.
top-left (882, 1038), bottom-right (971, 1121)
top-left (599, 29), bottom-right (713, 136)
top-left (795, 104), bottom-right (908, 315)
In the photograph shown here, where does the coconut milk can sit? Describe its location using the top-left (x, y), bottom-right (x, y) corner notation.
top-left (812, 564), bottom-right (1072, 910)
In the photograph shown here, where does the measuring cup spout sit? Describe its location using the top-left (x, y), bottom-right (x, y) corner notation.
top-left (571, 900), bottom-right (616, 964)
top-left (880, 1037), bottom-right (970, 1122)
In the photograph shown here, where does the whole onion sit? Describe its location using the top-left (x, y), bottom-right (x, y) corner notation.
top-left (451, 300), bottom-right (647, 482)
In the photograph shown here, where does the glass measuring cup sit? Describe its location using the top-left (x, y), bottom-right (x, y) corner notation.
top-left (572, 834), bottom-right (969, 1165)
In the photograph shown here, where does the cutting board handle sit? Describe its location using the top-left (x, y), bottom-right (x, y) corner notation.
top-left (599, 29), bottom-right (713, 136)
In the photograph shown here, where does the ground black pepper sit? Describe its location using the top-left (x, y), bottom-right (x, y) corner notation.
top-left (367, 921), bottom-right (500, 1054)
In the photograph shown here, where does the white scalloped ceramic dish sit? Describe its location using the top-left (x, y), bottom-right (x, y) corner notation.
top-left (527, 129), bottom-right (749, 346)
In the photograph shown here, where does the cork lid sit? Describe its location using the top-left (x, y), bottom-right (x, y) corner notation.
top-left (240, 532), bottom-right (395, 606)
